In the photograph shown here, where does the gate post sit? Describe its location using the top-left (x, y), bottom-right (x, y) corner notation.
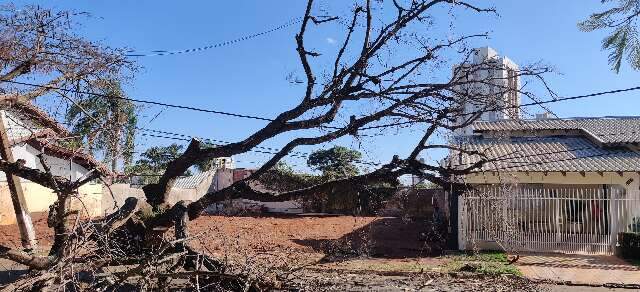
top-left (447, 183), bottom-right (464, 250)
top-left (458, 197), bottom-right (465, 250)
top-left (609, 187), bottom-right (619, 254)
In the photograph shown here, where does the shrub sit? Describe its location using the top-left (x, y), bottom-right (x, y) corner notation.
top-left (618, 232), bottom-right (640, 260)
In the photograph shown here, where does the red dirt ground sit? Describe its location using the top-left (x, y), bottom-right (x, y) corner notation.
top-left (0, 212), bottom-right (52, 248)
top-left (189, 215), bottom-right (430, 257)
top-left (0, 213), bottom-right (431, 260)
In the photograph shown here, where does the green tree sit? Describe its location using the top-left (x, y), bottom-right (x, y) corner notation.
top-left (65, 80), bottom-right (137, 172)
top-left (307, 146), bottom-right (362, 178)
top-left (579, 0), bottom-right (640, 72)
top-left (126, 143), bottom-right (191, 184)
top-left (256, 162), bottom-right (319, 192)
top-left (191, 142), bottom-right (217, 173)
top-left (415, 181), bottom-right (439, 189)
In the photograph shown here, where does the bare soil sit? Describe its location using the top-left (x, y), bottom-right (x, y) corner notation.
top-left (188, 215), bottom-right (432, 258)
top-left (0, 213), bottom-right (557, 291)
top-left (0, 212), bottom-right (52, 248)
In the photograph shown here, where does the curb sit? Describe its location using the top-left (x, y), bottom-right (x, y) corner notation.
top-left (302, 268), bottom-right (640, 289)
top-left (531, 279), bottom-right (640, 290)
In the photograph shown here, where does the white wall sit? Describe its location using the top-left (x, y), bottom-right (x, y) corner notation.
top-left (0, 109), bottom-right (92, 181)
top-left (2, 109), bottom-right (40, 141)
top-left (0, 143), bottom-right (91, 182)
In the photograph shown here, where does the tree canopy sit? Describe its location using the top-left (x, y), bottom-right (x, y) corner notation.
top-left (65, 80), bottom-right (138, 172)
top-left (307, 146), bottom-right (362, 178)
top-left (126, 143), bottom-right (190, 184)
top-left (0, 4), bottom-right (133, 101)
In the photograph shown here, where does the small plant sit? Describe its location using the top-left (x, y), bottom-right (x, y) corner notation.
top-left (618, 232), bottom-right (640, 260)
top-left (443, 251), bottom-right (522, 276)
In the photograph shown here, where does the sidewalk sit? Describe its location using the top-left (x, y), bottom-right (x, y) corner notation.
top-left (516, 253), bottom-right (640, 286)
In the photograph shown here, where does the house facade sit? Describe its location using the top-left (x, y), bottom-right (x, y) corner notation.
top-left (0, 99), bottom-right (108, 225)
top-left (450, 117), bottom-right (640, 255)
top-left (445, 47), bottom-right (640, 255)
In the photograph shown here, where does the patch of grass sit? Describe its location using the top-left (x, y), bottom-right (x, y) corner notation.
top-left (444, 260), bottom-right (522, 276)
top-left (321, 259), bottom-right (439, 273)
top-left (448, 250), bottom-right (508, 263)
top-left (442, 251), bottom-right (522, 276)
top-left (320, 259), bottom-right (442, 273)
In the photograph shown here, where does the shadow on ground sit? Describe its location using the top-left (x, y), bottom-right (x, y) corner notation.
top-left (0, 260), bottom-right (28, 285)
top-left (517, 253), bottom-right (640, 271)
top-left (292, 217), bottom-right (441, 261)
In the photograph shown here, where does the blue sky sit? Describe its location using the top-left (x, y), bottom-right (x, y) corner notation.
top-left (14, 1), bottom-right (640, 172)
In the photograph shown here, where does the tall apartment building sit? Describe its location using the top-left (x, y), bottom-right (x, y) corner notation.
top-left (212, 157), bottom-right (234, 169)
top-left (452, 47), bottom-right (520, 135)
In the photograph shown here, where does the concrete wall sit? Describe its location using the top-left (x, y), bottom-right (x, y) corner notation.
top-left (102, 171), bottom-right (216, 215)
top-left (104, 169), bottom-right (306, 215)
top-left (101, 183), bottom-right (146, 215)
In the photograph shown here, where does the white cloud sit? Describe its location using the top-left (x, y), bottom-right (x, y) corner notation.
top-left (326, 37), bottom-right (336, 45)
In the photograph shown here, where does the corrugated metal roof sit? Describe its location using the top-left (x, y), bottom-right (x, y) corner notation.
top-left (473, 117), bottom-right (640, 144)
top-left (173, 170), bottom-right (214, 189)
top-left (452, 136), bottom-right (640, 172)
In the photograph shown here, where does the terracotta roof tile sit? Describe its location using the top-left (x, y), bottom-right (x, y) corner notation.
top-left (473, 117), bottom-right (640, 145)
top-left (1, 98), bottom-right (70, 137)
top-left (453, 136), bottom-right (640, 172)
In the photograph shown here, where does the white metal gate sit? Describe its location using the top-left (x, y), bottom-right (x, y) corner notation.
top-left (459, 186), bottom-right (640, 255)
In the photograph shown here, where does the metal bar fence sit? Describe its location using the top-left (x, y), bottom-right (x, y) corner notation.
top-left (459, 185), bottom-right (640, 255)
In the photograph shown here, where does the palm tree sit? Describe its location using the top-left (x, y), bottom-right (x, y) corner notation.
top-left (65, 80), bottom-right (137, 172)
top-left (579, 0), bottom-right (640, 73)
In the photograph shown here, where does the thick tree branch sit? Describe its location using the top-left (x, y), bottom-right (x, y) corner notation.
top-left (0, 159), bottom-right (72, 191)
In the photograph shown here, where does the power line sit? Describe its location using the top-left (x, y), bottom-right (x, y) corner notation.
top-left (137, 131), bottom-right (382, 166)
top-left (3, 80), bottom-right (275, 121)
top-left (7, 78), bottom-right (640, 164)
top-left (360, 86), bottom-right (640, 130)
top-left (7, 79), bottom-right (640, 132)
top-left (52, 111), bottom-right (384, 166)
top-left (40, 111), bottom-right (640, 177)
top-left (9, 78), bottom-right (640, 166)
top-left (136, 127), bottom-right (310, 157)
top-left (125, 18), bottom-right (303, 57)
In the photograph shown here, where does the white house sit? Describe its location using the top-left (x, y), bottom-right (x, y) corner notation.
top-left (445, 47), bottom-right (640, 255)
top-left (0, 98), bottom-right (108, 224)
top-left (450, 117), bottom-right (640, 255)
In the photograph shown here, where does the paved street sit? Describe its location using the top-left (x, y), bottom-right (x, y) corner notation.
top-left (516, 253), bottom-right (640, 286)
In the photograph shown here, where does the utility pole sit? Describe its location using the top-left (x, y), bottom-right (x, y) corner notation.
top-left (0, 111), bottom-right (37, 250)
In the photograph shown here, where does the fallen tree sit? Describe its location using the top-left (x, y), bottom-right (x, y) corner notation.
top-left (0, 0), bottom-right (552, 290)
